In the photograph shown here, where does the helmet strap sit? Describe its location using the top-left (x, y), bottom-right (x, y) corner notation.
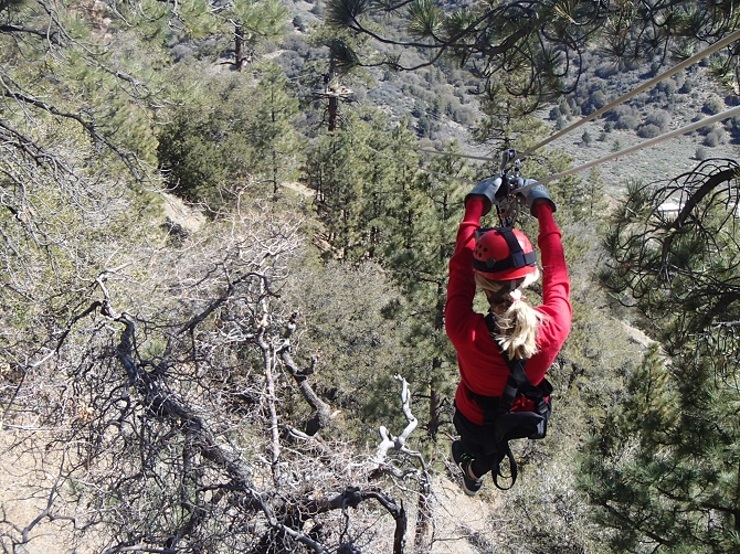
top-left (472, 227), bottom-right (536, 273)
top-left (488, 278), bottom-right (525, 304)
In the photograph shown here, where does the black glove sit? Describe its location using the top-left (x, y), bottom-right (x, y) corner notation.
top-left (465, 176), bottom-right (502, 215)
top-left (518, 179), bottom-right (556, 215)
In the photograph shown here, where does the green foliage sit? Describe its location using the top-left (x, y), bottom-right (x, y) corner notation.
top-left (157, 84), bottom-right (252, 210)
top-left (326, 0), bottom-right (740, 121)
top-left (580, 343), bottom-right (740, 553)
top-left (376, 146), bottom-right (472, 438)
top-left (0, 1), bottom-right (168, 174)
top-left (584, 160), bottom-right (740, 551)
top-left (229, 0), bottom-right (288, 45)
top-left (157, 65), bottom-right (300, 210)
top-left (304, 113), bottom-right (477, 438)
top-left (407, 0), bottom-right (443, 37)
top-left (282, 259), bottom-right (408, 440)
top-left (243, 62), bottom-right (302, 192)
top-left (304, 110), bottom-right (416, 260)
top-left (473, 94), bottom-right (548, 142)
top-left (324, 0), bottom-right (364, 27)
top-left (303, 118), bottom-right (373, 258)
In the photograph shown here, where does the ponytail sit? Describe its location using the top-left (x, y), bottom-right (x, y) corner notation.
top-left (474, 272), bottom-right (545, 360)
top-left (493, 301), bottom-right (543, 359)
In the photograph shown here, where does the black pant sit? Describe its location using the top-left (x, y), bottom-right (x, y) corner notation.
top-left (453, 409), bottom-right (502, 478)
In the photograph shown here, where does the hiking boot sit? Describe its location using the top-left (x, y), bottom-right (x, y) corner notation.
top-left (451, 440), bottom-right (483, 496)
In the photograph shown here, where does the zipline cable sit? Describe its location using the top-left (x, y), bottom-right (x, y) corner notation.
top-left (523, 105), bottom-right (740, 189)
top-left (525, 28), bottom-right (740, 155)
top-left (415, 29), bottom-right (740, 164)
top-left (417, 147), bottom-right (493, 162)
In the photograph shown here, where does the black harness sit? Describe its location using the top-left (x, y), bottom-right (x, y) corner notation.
top-left (464, 313), bottom-right (553, 489)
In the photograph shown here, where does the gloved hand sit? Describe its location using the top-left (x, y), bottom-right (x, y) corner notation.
top-left (518, 179), bottom-right (556, 215)
top-left (465, 176), bottom-right (502, 215)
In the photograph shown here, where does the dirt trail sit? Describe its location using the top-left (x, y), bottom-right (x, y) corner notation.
top-left (430, 475), bottom-right (500, 553)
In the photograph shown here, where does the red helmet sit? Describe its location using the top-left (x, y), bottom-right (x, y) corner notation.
top-left (473, 227), bottom-right (537, 281)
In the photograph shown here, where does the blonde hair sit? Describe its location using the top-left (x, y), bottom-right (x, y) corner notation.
top-left (475, 270), bottom-right (545, 360)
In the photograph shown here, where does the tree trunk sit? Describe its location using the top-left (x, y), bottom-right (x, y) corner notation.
top-left (328, 95), bottom-right (338, 131)
top-left (413, 477), bottom-right (433, 553)
top-left (234, 21), bottom-right (245, 72)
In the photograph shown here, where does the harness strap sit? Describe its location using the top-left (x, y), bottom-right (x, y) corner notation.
top-left (461, 313), bottom-right (554, 490)
top-left (492, 444), bottom-right (517, 490)
top-left (483, 312), bottom-right (536, 412)
top-left (471, 227), bottom-right (537, 273)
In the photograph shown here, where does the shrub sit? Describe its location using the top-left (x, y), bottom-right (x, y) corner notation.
top-left (725, 117), bottom-right (740, 143)
top-left (595, 63), bottom-right (619, 79)
top-left (703, 128), bottom-right (726, 147)
top-left (660, 80), bottom-right (677, 97)
top-left (702, 95), bottom-right (724, 115)
top-left (637, 124), bottom-right (661, 138)
top-left (157, 77), bottom-right (262, 212)
top-left (609, 105), bottom-right (639, 130)
top-left (586, 90), bottom-right (607, 113)
top-left (615, 115), bottom-right (639, 130)
top-left (644, 110), bottom-right (671, 130)
top-left (559, 98), bottom-right (572, 118)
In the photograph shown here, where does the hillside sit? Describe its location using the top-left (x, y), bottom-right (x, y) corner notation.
top-left (1, 2), bottom-right (738, 553)
top-left (280, 1), bottom-right (738, 194)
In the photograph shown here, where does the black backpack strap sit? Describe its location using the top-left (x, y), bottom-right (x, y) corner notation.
top-left (484, 312), bottom-right (530, 409)
top-left (500, 356), bottom-right (529, 412)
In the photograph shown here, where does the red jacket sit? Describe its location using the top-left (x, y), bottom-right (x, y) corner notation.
top-left (445, 197), bottom-right (572, 425)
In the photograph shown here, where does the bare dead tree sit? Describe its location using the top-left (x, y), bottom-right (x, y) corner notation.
top-left (0, 202), bottom-right (423, 553)
top-left (371, 375), bottom-right (434, 554)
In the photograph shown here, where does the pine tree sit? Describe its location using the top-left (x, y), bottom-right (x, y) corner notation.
top-left (304, 110), bottom-right (472, 438)
top-left (376, 142), bottom-right (472, 440)
top-left (225, 0), bottom-right (288, 70)
top-left (303, 115), bottom-right (371, 259)
top-left (246, 62), bottom-right (301, 195)
top-left (325, 0), bottom-right (739, 114)
top-left (582, 159), bottom-right (740, 553)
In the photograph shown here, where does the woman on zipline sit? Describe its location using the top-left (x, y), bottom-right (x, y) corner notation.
top-left (445, 177), bottom-right (571, 495)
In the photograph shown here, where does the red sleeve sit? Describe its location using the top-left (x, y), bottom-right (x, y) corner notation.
top-left (444, 198), bottom-right (484, 343)
top-left (526, 203), bottom-right (572, 384)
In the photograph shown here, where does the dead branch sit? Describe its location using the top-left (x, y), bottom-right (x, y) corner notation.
top-left (370, 375), bottom-right (434, 553)
top-left (278, 311), bottom-right (332, 435)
